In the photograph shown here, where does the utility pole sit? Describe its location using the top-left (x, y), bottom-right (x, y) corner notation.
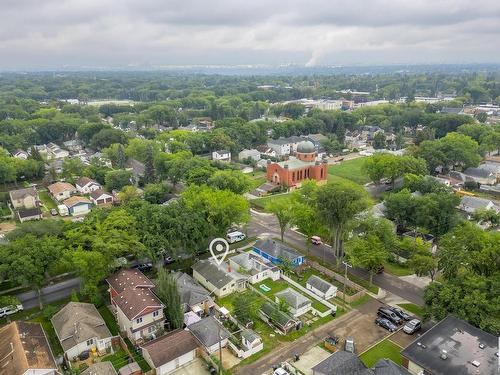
top-left (342, 261), bottom-right (352, 306)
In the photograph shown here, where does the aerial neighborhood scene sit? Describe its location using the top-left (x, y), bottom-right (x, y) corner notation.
top-left (0, 1), bottom-right (499, 375)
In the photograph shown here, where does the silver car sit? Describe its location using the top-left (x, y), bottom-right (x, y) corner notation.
top-left (403, 319), bottom-right (422, 334)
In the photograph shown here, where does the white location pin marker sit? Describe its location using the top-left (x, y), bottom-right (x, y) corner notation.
top-left (209, 238), bottom-right (230, 265)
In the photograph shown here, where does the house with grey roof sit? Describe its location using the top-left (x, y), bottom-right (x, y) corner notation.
top-left (312, 351), bottom-right (410, 375)
top-left (227, 328), bottom-right (263, 359)
top-left (192, 259), bottom-right (247, 298)
top-left (81, 362), bottom-right (117, 375)
top-left (275, 288), bottom-right (312, 317)
top-left (9, 187), bottom-right (38, 209)
top-left (458, 196), bottom-right (499, 214)
top-left (253, 238), bottom-right (305, 267)
top-left (259, 302), bottom-right (300, 335)
top-left (171, 272), bottom-right (214, 316)
top-left (188, 316), bottom-right (230, 354)
top-left (306, 275), bottom-right (337, 300)
top-left (229, 252), bottom-right (280, 284)
top-left (238, 149), bottom-right (261, 162)
top-left (463, 167), bottom-right (497, 185)
top-left (51, 302), bottom-right (115, 361)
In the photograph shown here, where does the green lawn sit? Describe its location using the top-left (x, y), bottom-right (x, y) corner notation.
top-left (383, 261), bottom-right (414, 277)
top-left (251, 193), bottom-right (292, 210)
top-left (350, 294), bottom-right (372, 309)
top-left (0, 203), bottom-right (11, 217)
top-left (124, 337), bottom-right (151, 372)
top-left (101, 348), bottom-right (130, 370)
top-left (98, 305), bottom-right (119, 335)
top-left (38, 190), bottom-right (57, 210)
top-left (328, 157), bottom-right (369, 185)
top-left (29, 316), bottom-right (64, 356)
top-left (360, 339), bottom-right (403, 368)
top-left (397, 303), bottom-right (425, 318)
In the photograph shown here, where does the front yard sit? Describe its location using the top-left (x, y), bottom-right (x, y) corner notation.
top-left (359, 338), bottom-right (403, 368)
top-left (251, 193), bottom-right (291, 210)
top-left (328, 157), bottom-right (369, 185)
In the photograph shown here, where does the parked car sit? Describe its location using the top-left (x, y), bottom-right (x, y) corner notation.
top-left (390, 307), bottom-right (411, 321)
top-left (50, 208), bottom-right (58, 216)
top-left (226, 231), bottom-right (246, 244)
top-left (311, 236), bottom-right (322, 245)
top-left (134, 262), bottom-right (153, 272)
top-left (375, 317), bottom-right (398, 332)
top-left (273, 368), bottom-right (290, 375)
top-left (403, 319), bottom-right (422, 334)
top-left (0, 304), bottom-right (23, 318)
top-left (345, 337), bottom-right (355, 353)
top-left (377, 307), bottom-right (402, 325)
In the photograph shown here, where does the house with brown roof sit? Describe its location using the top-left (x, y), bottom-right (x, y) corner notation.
top-left (48, 182), bottom-right (77, 201)
top-left (90, 189), bottom-right (114, 206)
top-left (9, 187), bottom-right (39, 209)
top-left (63, 196), bottom-right (93, 216)
top-left (0, 321), bottom-right (57, 375)
top-left (76, 177), bottom-right (102, 194)
top-left (141, 329), bottom-right (199, 375)
top-left (106, 268), bottom-right (165, 344)
top-left (51, 302), bottom-right (115, 361)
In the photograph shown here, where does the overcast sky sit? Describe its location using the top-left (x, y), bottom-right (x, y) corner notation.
top-left (1, 0), bottom-right (500, 70)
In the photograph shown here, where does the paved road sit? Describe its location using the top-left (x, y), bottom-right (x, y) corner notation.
top-left (248, 210), bottom-right (425, 305)
top-left (17, 277), bottom-right (81, 309)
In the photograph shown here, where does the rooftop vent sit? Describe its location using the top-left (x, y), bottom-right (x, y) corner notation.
top-left (440, 349), bottom-right (448, 360)
top-left (471, 360), bottom-right (480, 367)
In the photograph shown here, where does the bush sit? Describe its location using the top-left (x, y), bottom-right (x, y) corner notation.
top-left (42, 305), bottom-right (58, 320)
top-left (70, 289), bottom-right (79, 302)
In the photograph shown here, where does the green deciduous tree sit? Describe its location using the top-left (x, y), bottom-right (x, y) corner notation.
top-left (346, 234), bottom-right (388, 285)
top-left (156, 268), bottom-right (183, 329)
top-left (266, 198), bottom-right (293, 241)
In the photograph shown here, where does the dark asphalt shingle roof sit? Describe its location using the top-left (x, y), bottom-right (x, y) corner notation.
top-left (192, 260), bottom-right (235, 289)
top-left (188, 316), bottom-right (230, 348)
top-left (275, 288), bottom-right (311, 310)
top-left (463, 167), bottom-right (494, 178)
top-left (372, 359), bottom-right (411, 375)
top-left (141, 329), bottom-right (198, 368)
top-left (306, 275), bottom-right (335, 294)
top-left (171, 272), bottom-right (212, 308)
top-left (312, 351), bottom-right (373, 375)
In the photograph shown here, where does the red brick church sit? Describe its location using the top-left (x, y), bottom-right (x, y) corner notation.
top-left (266, 140), bottom-right (328, 189)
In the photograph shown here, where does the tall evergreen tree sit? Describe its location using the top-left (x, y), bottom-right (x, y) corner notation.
top-left (116, 144), bottom-right (126, 169)
top-left (156, 268), bottom-right (183, 329)
top-left (143, 144), bottom-right (156, 184)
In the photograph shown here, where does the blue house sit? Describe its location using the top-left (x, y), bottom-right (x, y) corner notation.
top-left (252, 238), bottom-right (305, 267)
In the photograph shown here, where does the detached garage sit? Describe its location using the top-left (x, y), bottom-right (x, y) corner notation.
top-left (63, 196), bottom-right (92, 216)
top-left (141, 330), bottom-right (199, 375)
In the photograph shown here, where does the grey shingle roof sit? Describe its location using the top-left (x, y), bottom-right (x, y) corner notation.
top-left (192, 260), bottom-right (235, 289)
top-left (260, 302), bottom-right (295, 327)
top-left (254, 238), bottom-right (302, 261)
top-left (51, 302), bottom-right (113, 352)
top-left (312, 351), bottom-right (373, 375)
top-left (463, 167), bottom-right (493, 178)
top-left (306, 275), bottom-right (335, 294)
top-left (9, 187), bottom-right (37, 201)
top-left (275, 288), bottom-right (311, 310)
top-left (241, 329), bottom-right (260, 343)
top-left (171, 272), bottom-right (212, 308)
top-left (460, 196), bottom-right (494, 209)
top-left (372, 359), bottom-right (411, 375)
top-left (188, 316), bottom-right (230, 348)
top-left (141, 329), bottom-right (199, 368)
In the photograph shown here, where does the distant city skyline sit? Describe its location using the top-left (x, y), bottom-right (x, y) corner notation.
top-left (2, 0), bottom-right (500, 70)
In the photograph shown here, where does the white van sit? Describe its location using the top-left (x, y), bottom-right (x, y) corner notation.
top-left (0, 304), bottom-right (23, 318)
top-left (226, 231), bottom-right (246, 244)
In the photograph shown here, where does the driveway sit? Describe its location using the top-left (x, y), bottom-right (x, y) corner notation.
top-left (293, 346), bottom-right (331, 375)
top-left (169, 358), bottom-right (210, 375)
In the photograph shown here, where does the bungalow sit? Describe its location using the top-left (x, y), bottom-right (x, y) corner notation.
top-left (18, 207), bottom-right (43, 222)
top-left (192, 259), bottom-right (247, 298)
top-left (141, 329), bottom-right (199, 375)
top-left (81, 362), bottom-right (117, 375)
top-left (9, 187), bottom-right (38, 209)
top-left (90, 189), bottom-right (114, 206)
top-left (63, 196), bottom-right (93, 216)
top-left (188, 316), bottom-right (230, 354)
top-left (106, 268), bottom-right (165, 343)
top-left (458, 196), bottom-right (499, 214)
top-left (212, 150), bottom-right (231, 162)
top-left (306, 275), bottom-right (337, 300)
top-left (238, 149), bottom-right (261, 161)
top-left (76, 177), bottom-right (102, 194)
top-left (256, 145), bottom-right (277, 158)
top-left (275, 288), bottom-right (312, 317)
top-left (253, 238), bottom-right (305, 267)
top-left (259, 302), bottom-right (300, 335)
top-left (463, 167), bottom-right (497, 185)
top-left (51, 302), bottom-right (114, 361)
top-left (229, 252), bottom-right (280, 284)
top-left (0, 321), bottom-right (57, 375)
top-left (48, 181), bottom-right (77, 201)
top-left (12, 149), bottom-right (28, 159)
top-left (171, 272), bottom-right (215, 316)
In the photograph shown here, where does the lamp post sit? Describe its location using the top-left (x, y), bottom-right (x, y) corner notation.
top-left (342, 261), bottom-right (352, 306)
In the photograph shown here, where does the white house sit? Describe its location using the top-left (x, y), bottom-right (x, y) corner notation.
top-left (192, 259), bottom-right (247, 298)
top-left (51, 302), bottom-right (115, 361)
top-left (76, 177), bottom-right (102, 194)
top-left (212, 150), bottom-right (231, 162)
top-left (141, 330), bottom-right (199, 375)
top-left (188, 316), bottom-right (230, 354)
top-left (12, 149), bottom-right (28, 159)
top-left (106, 269), bottom-right (165, 343)
top-left (227, 329), bottom-right (263, 359)
top-left (90, 189), bottom-right (114, 206)
top-left (275, 288), bottom-right (311, 317)
top-left (238, 149), bottom-right (261, 161)
top-left (267, 138), bottom-right (292, 156)
top-left (0, 321), bottom-right (57, 375)
top-left (306, 275), bottom-right (337, 300)
top-left (229, 252), bottom-right (280, 284)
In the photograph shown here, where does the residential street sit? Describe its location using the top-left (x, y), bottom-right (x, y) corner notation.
top-left (248, 209), bottom-right (425, 305)
top-left (16, 277), bottom-right (81, 309)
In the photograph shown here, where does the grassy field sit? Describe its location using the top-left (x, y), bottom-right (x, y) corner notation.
top-left (98, 305), bottom-right (119, 335)
top-left (360, 339), bottom-right (403, 368)
top-left (328, 157), bottom-right (369, 185)
top-left (383, 261), bottom-right (414, 277)
top-left (350, 294), bottom-right (372, 308)
top-left (101, 348), bottom-right (130, 370)
top-left (398, 303), bottom-right (425, 318)
top-left (251, 193), bottom-right (291, 210)
top-left (39, 190), bottom-right (57, 210)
